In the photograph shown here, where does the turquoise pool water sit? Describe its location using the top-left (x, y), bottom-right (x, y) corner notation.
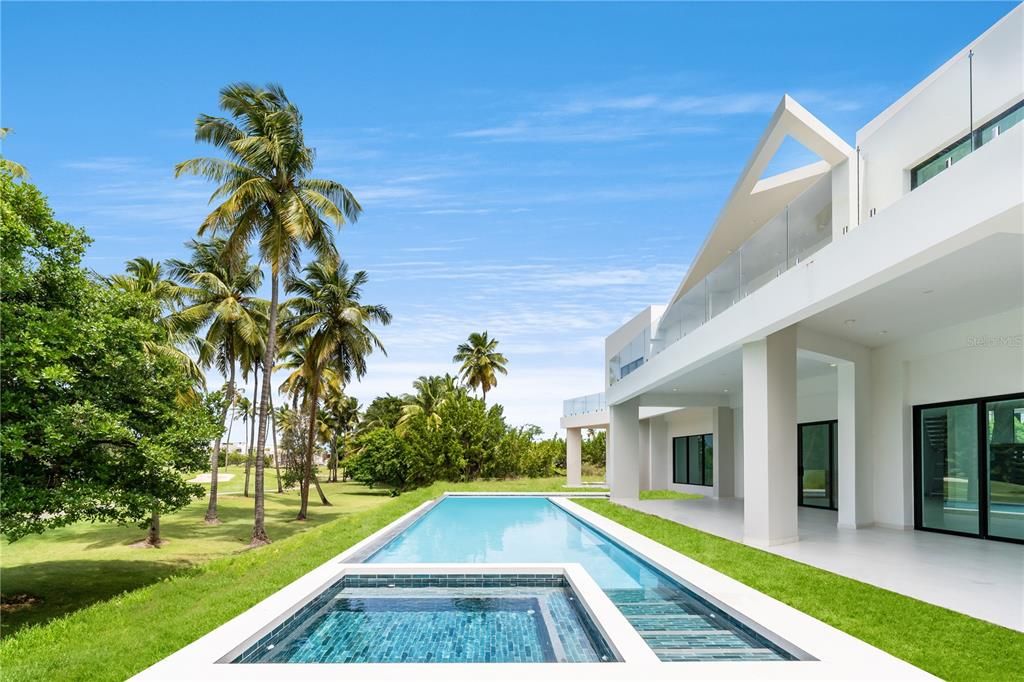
top-left (367, 496), bottom-right (793, 662)
top-left (233, 576), bottom-right (614, 664)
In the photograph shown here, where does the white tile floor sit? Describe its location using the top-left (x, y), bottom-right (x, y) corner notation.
top-left (621, 497), bottom-right (1024, 632)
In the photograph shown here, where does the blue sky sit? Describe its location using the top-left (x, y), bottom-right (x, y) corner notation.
top-left (2, 1), bottom-right (1015, 433)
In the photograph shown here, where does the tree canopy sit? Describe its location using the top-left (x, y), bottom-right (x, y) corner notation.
top-left (0, 171), bottom-right (220, 540)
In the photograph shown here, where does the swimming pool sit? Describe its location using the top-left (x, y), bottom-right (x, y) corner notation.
top-left (231, 573), bottom-right (615, 664)
top-left (366, 496), bottom-right (793, 662)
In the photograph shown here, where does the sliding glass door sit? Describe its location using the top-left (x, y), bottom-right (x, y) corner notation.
top-left (798, 421), bottom-right (836, 509)
top-left (986, 397), bottom-right (1024, 542)
top-left (915, 393), bottom-right (1023, 543)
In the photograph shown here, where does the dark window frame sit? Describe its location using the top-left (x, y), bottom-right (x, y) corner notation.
top-left (910, 99), bottom-right (1024, 190)
top-left (672, 433), bottom-right (713, 487)
top-left (913, 391), bottom-right (1024, 546)
top-left (797, 420), bottom-right (838, 510)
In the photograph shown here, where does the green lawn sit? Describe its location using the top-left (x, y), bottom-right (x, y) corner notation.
top-left (575, 499), bottom-right (1024, 682)
top-left (0, 475), bottom-right (593, 680)
top-left (638, 489), bottom-right (703, 501)
top-left (0, 467), bottom-right (391, 636)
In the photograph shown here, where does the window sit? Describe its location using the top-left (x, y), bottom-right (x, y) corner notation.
top-left (911, 99), bottom-right (1024, 190)
top-left (672, 434), bottom-right (713, 486)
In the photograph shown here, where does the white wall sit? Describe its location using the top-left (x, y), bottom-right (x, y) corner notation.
top-left (857, 6), bottom-right (1023, 218)
top-left (870, 307), bottom-right (1024, 529)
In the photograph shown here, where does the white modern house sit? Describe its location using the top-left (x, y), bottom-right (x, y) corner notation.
top-left (562, 6), bottom-right (1023, 629)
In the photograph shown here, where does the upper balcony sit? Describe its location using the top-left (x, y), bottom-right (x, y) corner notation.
top-left (652, 172), bottom-right (833, 357)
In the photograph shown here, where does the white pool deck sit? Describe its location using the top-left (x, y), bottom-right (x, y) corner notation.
top-left (134, 492), bottom-right (937, 681)
top-left (619, 496), bottom-right (1024, 632)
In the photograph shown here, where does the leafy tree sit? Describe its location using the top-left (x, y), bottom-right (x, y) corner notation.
top-left (453, 331), bottom-right (508, 405)
top-left (0, 128), bottom-right (28, 178)
top-left (582, 429), bottom-right (607, 467)
top-left (177, 82), bottom-right (362, 546)
top-left (349, 428), bottom-right (417, 495)
top-left (0, 173), bottom-right (220, 541)
top-left (360, 395), bottom-right (405, 432)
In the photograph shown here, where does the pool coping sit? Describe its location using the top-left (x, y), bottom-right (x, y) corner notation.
top-left (133, 493), bottom-right (935, 681)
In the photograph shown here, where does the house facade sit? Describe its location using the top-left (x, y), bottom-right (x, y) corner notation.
top-left (562, 6), bottom-right (1023, 549)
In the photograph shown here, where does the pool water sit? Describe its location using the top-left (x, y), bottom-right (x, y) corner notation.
top-left (368, 496), bottom-right (792, 662)
top-left (232, 575), bottom-right (615, 664)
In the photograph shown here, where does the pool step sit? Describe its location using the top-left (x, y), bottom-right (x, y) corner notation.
top-left (652, 648), bottom-right (781, 662)
top-left (641, 632), bottom-right (755, 649)
top-left (626, 615), bottom-right (720, 631)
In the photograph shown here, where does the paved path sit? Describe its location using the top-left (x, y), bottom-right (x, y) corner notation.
top-left (188, 473), bottom-right (236, 483)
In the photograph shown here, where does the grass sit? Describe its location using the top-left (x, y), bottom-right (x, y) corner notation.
top-left (0, 467), bottom-right (391, 636)
top-left (0, 476), bottom-right (590, 681)
top-left (638, 489), bottom-right (703, 501)
top-left (576, 499), bottom-right (1024, 682)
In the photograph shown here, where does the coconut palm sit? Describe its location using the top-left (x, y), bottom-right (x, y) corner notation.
top-left (167, 238), bottom-right (267, 523)
top-left (396, 374), bottom-right (459, 435)
top-left (283, 259), bottom-right (390, 520)
top-left (453, 331), bottom-right (508, 406)
top-left (321, 376), bottom-right (360, 482)
top-left (177, 82), bottom-right (361, 545)
top-left (0, 128), bottom-right (28, 178)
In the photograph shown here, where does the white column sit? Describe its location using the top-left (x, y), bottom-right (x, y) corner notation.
top-left (837, 358), bottom-right (874, 529)
top-left (609, 398), bottom-right (641, 500)
top-left (639, 419), bottom-right (651, 491)
top-left (650, 416), bottom-right (669, 489)
top-left (713, 407), bottom-right (735, 498)
top-left (566, 428), bottom-right (583, 487)
top-left (742, 326), bottom-right (798, 547)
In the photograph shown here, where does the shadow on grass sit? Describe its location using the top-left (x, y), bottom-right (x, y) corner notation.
top-left (0, 559), bottom-right (195, 637)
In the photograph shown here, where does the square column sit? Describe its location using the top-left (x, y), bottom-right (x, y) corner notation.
top-left (609, 398), bottom-right (641, 500)
top-left (713, 407), bottom-right (735, 498)
top-left (639, 419), bottom-right (651, 491)
top-left (837, 359), bottom-right (874, 528)
top-left (566, 427), bottom-right (583, 487)
top-left (742, 326), bottom-right (798, 546)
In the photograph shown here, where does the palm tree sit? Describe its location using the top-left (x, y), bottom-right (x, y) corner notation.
top-left (453, 331), bottom-right (508, 406)
top-left (283, 259), bottom-right (390, 520)
top-left (396, 375), bottom-right (459, 435)
top-left (321, 377), bottom-right (360, 482)
top-left (177, 82), bottom-right (361, 546)
top-left (167, 238), bottom-right (267, 524)
top-left (0, 128), bottom-right (28, 178)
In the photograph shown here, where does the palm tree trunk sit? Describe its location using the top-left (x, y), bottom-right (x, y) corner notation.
top-left (270, 393), bottom-right (283, 493)
top-left (313, 473), bottom-right (331, 505)
top-left (298, 367), bottom-right (322, 520)
top-left (244, 365), bottom-right (260, 497)
top-left (482, 386), bottom-right (487, 407)
top-left (250, 272), bottom-right (278, 546)
top-left (205, 351), bottom-right (234, 524)
top-left (146, 510), bottom-right (161, 547)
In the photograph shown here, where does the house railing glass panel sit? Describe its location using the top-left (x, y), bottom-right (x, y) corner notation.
top-left (563, 392), bottom-right (607, 417)
top-left (651, 173), bottom-right (833, 359)
top-left (607, 327), bottom-right (651, 385)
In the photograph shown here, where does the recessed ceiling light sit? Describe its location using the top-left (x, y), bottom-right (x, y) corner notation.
top-left (829, 363), bottom-right (837, 367)
top-left (672, 388), bottom-right (678, 392)
top-left (723, 389), bottom-right (729, 393)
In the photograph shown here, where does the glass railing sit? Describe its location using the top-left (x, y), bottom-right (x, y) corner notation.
top-left (563, 392), bottom-right (607, 417)
top-left (651, 173), bottom-right (833, 356)
top-left (608, 326), bottom-right (651, 385)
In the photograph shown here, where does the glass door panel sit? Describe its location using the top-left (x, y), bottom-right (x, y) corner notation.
top-left (986, 398), bottom-right (1024, 541)
top-left (799, 422), bottom-right (835, 509)
top-left (919, 404), bottom-right (979, 535)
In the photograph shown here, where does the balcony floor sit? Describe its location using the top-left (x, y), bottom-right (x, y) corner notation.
top-left (620, 496), bottom-right (1024, 632)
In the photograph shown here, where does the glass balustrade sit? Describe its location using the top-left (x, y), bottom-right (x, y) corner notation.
top-left (562, 392), bottom-right (607, 417)
top-left (649, 173), bottom-right (833, 359)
